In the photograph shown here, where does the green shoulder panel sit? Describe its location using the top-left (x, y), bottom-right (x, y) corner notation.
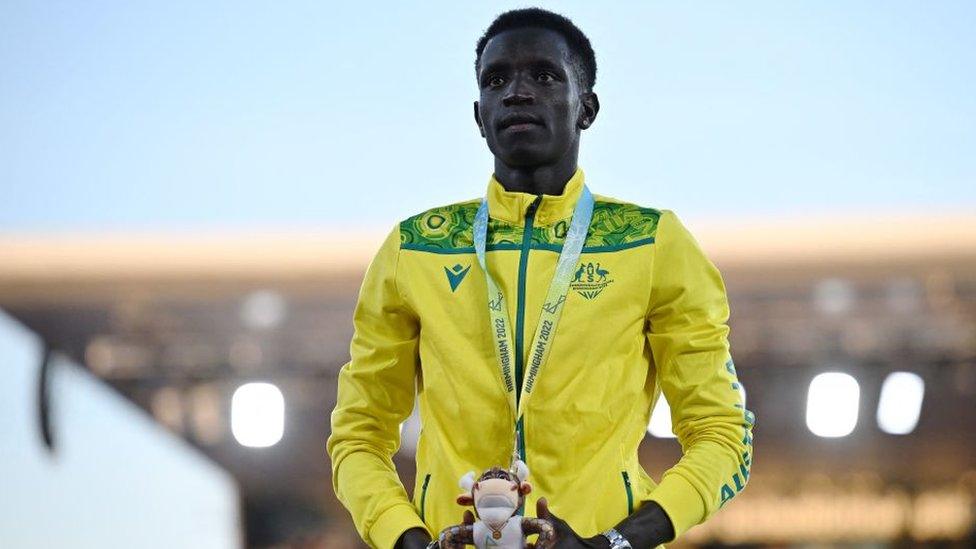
top-left (399, 199), bottom-right (661, 252)
top-left (399, 201), bottom-right (480, 250)
top-left (585, 200), bottom-right (661, 248)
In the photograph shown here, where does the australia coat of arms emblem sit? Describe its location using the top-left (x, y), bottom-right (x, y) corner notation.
top-left (569, 262), bottom-right (613, 300)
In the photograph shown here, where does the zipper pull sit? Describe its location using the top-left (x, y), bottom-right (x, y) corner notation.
top-left (525, 195), bottom-right (542, 219)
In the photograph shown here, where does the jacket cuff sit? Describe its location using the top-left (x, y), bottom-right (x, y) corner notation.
top-left (646, 473), bottom-right (706, 540)
top-left (368, 503), bottom-right (431, 549)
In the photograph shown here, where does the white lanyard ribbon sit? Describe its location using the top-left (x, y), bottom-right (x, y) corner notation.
top-left (472, 184), bottom-right (594, 462)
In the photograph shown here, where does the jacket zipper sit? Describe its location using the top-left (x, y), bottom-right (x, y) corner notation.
top-left (620, 471), bottom-right (634, 516)
top-left (419, 473), bottom-right (431, 522)
top-left (514, 194), bottom-right (543, 463)
top-left (622, 471), bottom-right (634, 515)
top-left (514, 195), bottom-right (542, 519)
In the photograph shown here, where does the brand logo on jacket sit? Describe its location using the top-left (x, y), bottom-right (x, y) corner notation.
top-left (569, 262), bottom-right (613, 299)
top-left (444, 263), bottom-right (471, 292)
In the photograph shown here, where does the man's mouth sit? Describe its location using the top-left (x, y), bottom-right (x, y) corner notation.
top-left (498, 113), bottom-right (543, 131)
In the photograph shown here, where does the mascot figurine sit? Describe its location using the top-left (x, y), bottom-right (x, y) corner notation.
top-left (431, 459), bottom-right (555, 549)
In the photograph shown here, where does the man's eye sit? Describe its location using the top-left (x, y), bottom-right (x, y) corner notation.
top-left (487, 75), bottom-right (505, 87)
top-left (537, 72), bottom-right (555, 83)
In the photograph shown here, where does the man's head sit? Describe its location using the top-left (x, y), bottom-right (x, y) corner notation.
top-left (473, 8), bottom-right (600, 169)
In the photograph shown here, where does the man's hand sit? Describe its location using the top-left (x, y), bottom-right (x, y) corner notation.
top-left (527, 497), bottom-right (609, 549)
top-left (394, 527), bottom-right (432, 549)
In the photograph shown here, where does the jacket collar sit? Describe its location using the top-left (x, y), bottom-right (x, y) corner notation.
top-left (485, 167), bottom-right (586, 226)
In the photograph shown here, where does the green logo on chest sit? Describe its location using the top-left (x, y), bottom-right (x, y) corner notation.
top-left (570, 261), bottom-right (614, 299)
top-left (444, 263), bottom-right (471, 292)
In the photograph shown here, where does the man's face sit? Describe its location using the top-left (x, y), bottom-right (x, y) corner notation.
top-left (474, 28), bottom-right (590, 168)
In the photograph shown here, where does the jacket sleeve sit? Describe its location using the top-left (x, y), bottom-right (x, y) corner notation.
top-left (326, 224), bottom-right (431, 549)
top-left (644, 210), bottom-right (756, 540)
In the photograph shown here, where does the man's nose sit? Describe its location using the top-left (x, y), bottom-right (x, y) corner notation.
top-left (502, 76), bottom-right (534, 106)
top-left (503, 92), bottom-right (534, 106)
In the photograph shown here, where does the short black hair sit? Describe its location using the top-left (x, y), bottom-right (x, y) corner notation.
top-left (475, 7), bottom-right (597, 92)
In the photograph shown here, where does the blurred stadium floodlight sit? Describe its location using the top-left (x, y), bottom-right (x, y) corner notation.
top-left (240, 290), bottom-right (287, 330)
top-left (647, 396), bottom-right (676, 439)
top-left (877, 372), bottom-right (925, 435)
top-left (813, 278), bottom-right (856, 315)
top-left (231, 382), bottom-right (285, 448)
top-left (807, 372), bottom-right (860, 438)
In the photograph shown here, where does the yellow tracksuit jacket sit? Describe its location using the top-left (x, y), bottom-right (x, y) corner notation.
top-left (327, 168), bottom-right (755, 548)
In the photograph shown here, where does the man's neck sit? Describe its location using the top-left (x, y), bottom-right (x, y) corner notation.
top-left (493, 156), bottom-right (578, 196)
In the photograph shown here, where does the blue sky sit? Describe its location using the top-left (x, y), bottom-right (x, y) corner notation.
top-left (1, 1), bottom-right (974, 232)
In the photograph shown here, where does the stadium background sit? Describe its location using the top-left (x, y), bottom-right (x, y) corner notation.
top-left (2, 1), bottom-right (974, 547)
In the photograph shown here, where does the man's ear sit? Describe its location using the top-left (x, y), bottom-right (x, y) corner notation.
top-left (578, 92), bottom-right (600, 130)
top-left (474, 100), bottom-right (486, 138)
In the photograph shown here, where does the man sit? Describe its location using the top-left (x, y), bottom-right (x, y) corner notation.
top-left (328, 8), bottom-right (755, 549)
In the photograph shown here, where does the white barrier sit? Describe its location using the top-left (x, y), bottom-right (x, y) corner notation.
top-left (0, 310), bottom-right (242, 548)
